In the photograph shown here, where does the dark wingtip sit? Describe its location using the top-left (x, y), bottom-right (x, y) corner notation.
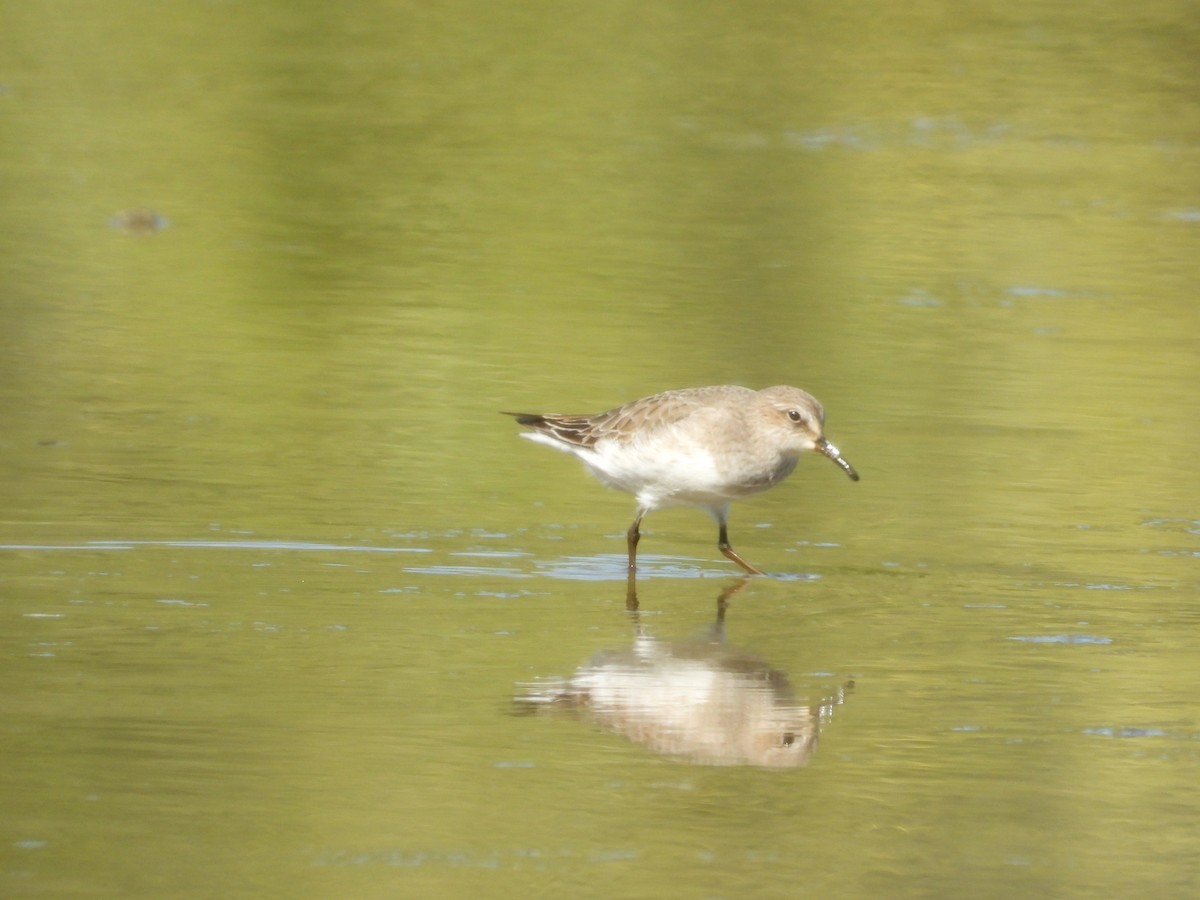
top-left (501, 412), bottom-right (543, 426)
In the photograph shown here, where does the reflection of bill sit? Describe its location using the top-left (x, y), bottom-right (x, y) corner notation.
top-left (515, 588), bottom-right (851, 768)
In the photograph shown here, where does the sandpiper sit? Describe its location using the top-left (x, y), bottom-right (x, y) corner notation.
top-left (505, 385), bottom-right (859, 575)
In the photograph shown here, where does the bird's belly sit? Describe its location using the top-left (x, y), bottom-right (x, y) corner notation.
top-left (583, 442), bottom-right (795, 508)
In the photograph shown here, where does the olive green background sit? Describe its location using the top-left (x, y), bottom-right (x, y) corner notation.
top-left (2, 2), bottom-right (1198, 897)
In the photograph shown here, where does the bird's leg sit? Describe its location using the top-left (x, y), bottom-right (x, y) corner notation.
top-left (626, 510), bottom-right (645, 572)
top-left (718, 521), bottom-right (766, 575)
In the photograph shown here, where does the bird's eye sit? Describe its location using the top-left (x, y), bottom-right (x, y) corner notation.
top-left (787, 410), bottom-right (804, 424)
top-left (782, 732), bottom-right (795, 747)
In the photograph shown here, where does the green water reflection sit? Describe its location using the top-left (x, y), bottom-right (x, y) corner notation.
top-left (2, 0), bottom-right (1199, 897)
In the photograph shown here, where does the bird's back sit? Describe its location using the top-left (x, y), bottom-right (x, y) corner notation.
top-left (509, 385), bottom-right (756, 451)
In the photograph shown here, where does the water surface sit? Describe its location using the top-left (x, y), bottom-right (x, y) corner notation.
top-left (2, 1), bottom-right (1198, 897)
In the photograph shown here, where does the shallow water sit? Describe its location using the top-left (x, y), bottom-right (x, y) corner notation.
top-left (3, 1), bottom-right (1200, 897)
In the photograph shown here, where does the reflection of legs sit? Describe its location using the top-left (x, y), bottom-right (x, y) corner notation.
top-left (625, 571), bottom-right (639, 611)
top-left (716, 575), bottom-right (753, 616)
top-left (717, 520), bottom-right (765, 575)
top-left (704, 576), bottom-right (751, 641)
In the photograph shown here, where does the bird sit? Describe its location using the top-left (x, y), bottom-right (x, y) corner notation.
top-left (505, 385), bottom-right (859, 575)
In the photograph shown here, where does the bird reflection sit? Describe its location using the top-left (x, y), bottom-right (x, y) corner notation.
top-left (515, 579), bottom-right (851, 768)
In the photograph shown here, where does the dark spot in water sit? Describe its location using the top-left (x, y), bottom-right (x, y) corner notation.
top-left (109, 208), bottom-right (169, 235)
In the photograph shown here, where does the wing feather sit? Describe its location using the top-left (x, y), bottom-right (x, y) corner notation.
top-left (504, 386), bottom-right (735, 449)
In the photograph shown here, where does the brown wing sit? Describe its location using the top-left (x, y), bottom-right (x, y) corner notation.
top-left (503, 413), bottom-right (598, 447)
top-left (505, 387), bottom-right (726, 448)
